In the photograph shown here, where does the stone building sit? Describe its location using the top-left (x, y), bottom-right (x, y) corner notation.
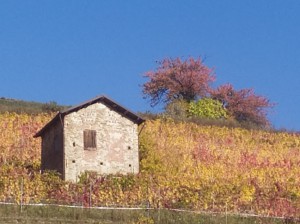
top-left (34, 95), bottom-right (144, 182)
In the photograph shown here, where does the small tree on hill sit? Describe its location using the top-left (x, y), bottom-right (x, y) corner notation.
top-left (142, 57), bottom-right (215, 107)
top-left (211, 84), bottom-right (273, 127)
top-left (142, 57), bottom-right (274, 127)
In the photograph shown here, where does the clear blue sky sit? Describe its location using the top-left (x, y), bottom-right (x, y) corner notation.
top-left (1, 1), bottom-right (299, 130)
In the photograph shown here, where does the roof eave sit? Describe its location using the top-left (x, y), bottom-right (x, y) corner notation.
top-left (33, 95), bottom-right (145, 138)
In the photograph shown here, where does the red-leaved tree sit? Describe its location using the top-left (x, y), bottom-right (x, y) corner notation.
top-left (143, 57), bottom-right (215, 106)
top-left (211, 84), bottom-right (274, 127)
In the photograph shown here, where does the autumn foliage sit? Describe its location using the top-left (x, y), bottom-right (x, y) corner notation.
top-left (0, 112), bottom-right (51, 165)
top-left (143, 57), bottom-right (274, 127)
top-left (1, 112), bottom-right (300, 219)
top-left (139, 119), bottom-right (300, 218)
top-left (211, 84), bottom-right (273, 127)
top-left (143, 57), bottom-right (215, 106)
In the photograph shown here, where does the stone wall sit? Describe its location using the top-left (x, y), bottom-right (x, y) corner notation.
top-left (41, 119), bottom-right (64, 177)
top-left (63, 102), bottom-right (139, 182)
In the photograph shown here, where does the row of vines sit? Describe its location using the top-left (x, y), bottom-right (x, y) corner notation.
top-left (0, 113), bottom-right (300, 218)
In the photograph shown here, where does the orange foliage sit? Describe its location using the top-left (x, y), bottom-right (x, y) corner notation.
top-left (139, 119), bottom-right (300, 217)
top-left (0, 112), bottom-right (52, 164)
top-left (1, 113), bottom-right (300, 218)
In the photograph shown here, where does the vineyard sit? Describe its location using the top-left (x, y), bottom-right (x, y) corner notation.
top-left (0, 112), bottom-right (300, 220)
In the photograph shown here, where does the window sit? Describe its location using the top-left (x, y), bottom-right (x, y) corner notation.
top-left (83, 130), bottom-right (97, 150)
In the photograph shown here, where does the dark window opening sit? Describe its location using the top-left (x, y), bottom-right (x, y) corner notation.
top-left (84, 130), bottom-right (97, 150)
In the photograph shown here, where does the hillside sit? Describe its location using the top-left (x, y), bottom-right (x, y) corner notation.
top-left (0, 97), bottom-right (68, 114)
top-left (0, 113), bottom-right (300, 219)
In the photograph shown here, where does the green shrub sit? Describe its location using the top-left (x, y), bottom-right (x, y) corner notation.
top-left (188, 98), bottom-right (227, 119)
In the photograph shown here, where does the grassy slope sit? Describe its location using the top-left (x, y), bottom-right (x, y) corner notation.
top-left (0, 97), bottom-right (68, 114)
top-left (0, 111), bottom-right (300, 219)
top-left (0, 204), bottom-right (285, 224)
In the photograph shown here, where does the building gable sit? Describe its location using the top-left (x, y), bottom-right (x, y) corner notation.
top-left (34, 95), bottom-right (144, 138)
